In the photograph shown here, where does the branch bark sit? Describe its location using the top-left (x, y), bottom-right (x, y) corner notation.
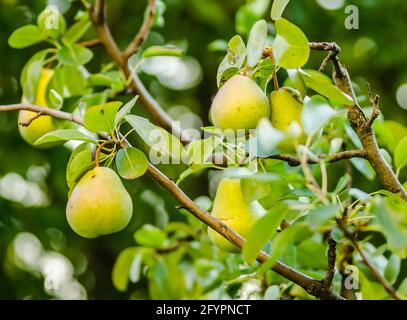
top-left (0, 103), bottom-right (344, 300)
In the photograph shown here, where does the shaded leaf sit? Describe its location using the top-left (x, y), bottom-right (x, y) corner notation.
top-left (34, 129), bottom-right (97, 146)
top-left (115, 147), bottom-right (148, 180)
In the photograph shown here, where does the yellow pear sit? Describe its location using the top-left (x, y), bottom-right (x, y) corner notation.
top-left (270, 87), bottom-right (303, 131)
top-left (18, 68), bottom-right (58, 147)
top-left (210, 75), bottom-right (270, 131)
top-left (66, 167), bottom-right (133, 238)
top-left (208, 177), bottom-right (266, 253)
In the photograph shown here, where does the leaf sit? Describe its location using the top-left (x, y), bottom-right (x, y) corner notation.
top-left (114, 96), bottom-right (139, 126)
top-left (384, 255), bottom-right (401, 285)
top-left (186, 136), bottom-right (221, 165)
top-left (243, 206), bottom-right (287, 264)
top-left (8, 25), bottom-right (45, 49)
top-left (271, 0), bottom-right (290, 20)
top-left (374, 120), bottom-right (407, 153)
top-left (299, 69), bottom-right (353, 105)
top-left (66, 143), bottom-right (94, 192)
top-left (143, 45), bottom-right (185, 58)
top-left (57, 43), bottom-right (93, 66)
top-left (125, 115), bottom-right (185, 163)
top-left (252, 57), bottom-right (275, 91)
top-left (247, 20), bottom-right (268, 67)
top-left (301, 95), bottom-right (340, 135)
top-left (176, 163), bottom-right (217, 185)
top-left (34, 129), bottom-right (97, 146)
top-left (394, 136), bottom-right (407, 171)
top-left (112, 247), bottom-right (138, 292)
top-left (115, 147), bottom-right (148, 180)
top-left (134, 224), bottom-right (167, 248)
top-left (241, 178), bottom-right (271, 202)
top-left (64, 20), bottom-right (91, 43)
top-left (84, 101), bottom-right (123, 134)
top-left (260, 223), bottom-right (313, 273)
top-left (306, 204), bottom-right (340, 229)
top-left (216, 35), bottom-right (246, 87)
top-left (272, 18), bottom-right (310, 69)
top-left (235, 0), bottom-right (270, 35)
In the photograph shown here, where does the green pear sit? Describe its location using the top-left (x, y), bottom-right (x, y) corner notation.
top-left (208, 177), bottom-right (266, 253)
top-left (66, 167), bottom-right (133, 238)
top-left (18, 68), bottom-right (58, 148)
top-left (270, 87), bottom-right (303, 132)
top-left (210, 75), bottom-right (270, 131)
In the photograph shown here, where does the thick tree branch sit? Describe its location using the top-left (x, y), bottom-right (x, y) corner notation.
top-left (123, 0), bottom-right (156, 59)
top-left (0, 103), bottom-right (343, 300)
top-left (310, 42), bottom-right (407, 201)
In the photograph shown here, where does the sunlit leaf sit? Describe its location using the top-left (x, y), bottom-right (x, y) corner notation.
top-left (271, 0), bottom-right (290, 20)
top-left (34, 129), bottom-right (97, 146)
top-left (115, 147), bottom-right (148, 180)
top-left (8, 25), bottom-right (45, 49)
top-left (247, 20), bottom-right (268, 67)
top-left (394, 136), bottom-right (407, 171)
top-left (84, 101), bottom-right (123, 134)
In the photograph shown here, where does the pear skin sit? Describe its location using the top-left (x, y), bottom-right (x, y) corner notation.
top-left (208, 177), bottom-right (266, 253)
top-left (270, 87), bottom-right (303, 131)
top-left (210, 75), bottom-right (270, 131)
top-left (18, 68), bottom-right (58, 148)
top-left (66, 167), bottom-right (133, 238)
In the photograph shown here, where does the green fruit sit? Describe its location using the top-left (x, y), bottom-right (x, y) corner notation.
top-left (270, 87), bottom-right (303, 131)
top-left (208, 177), bottom-right (266, 253)
top-left (37, 6), bottom-right (66, 39)
top-left (210, 75), bottom-right (270, 131)
top-left (18, 68), bottom-right (58, 148)
top-left (66, 167), bottom-right (133, 238)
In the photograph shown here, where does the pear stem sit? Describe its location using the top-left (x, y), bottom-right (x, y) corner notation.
top-left (95, 140), bottom-right (113, 167)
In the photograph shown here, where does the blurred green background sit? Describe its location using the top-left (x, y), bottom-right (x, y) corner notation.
top-left (1, 0), bottom-right (407, 299)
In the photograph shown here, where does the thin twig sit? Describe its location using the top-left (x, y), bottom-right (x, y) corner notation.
top-left (123, 0), bottom-right (156, 59)
top-left (95, 140), bottom-right (112, 167)
top-left (323, 233), bottom-right (337, 288)
top-left (79, 38), bottom-right (102, 47)
top-left (366, 83), bottom-right (380, 128)
top-left (19, 111), bottom-right (43, 127)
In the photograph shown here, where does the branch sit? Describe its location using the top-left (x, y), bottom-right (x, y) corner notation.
top-left (123, 0), bottom-right (156, 59)
top-left (337, 217), bottom-right (402, 300)
top-left (322, 234), bottom-right (337, 288)
top-left (268, 149), bottom-right (367, 167)
top-left (0, 103), bottom-right (344, 300)
top-left (310, 42), bottom-right (407, 201)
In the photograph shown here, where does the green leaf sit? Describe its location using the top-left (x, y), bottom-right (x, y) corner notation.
top-left (84, 101), bottom-right (123, 134)
top-left (374, 120), bottom-right (407, 153)
top-left (243, 206), bottom-right (287, 264)
top-left (217, 35), bottom-right (246, 87)
top-left (57, 43), bottom-right (93, 65)
top-left (49, 89), bottom-right (63, 109)
top-left (271, 0), bottom-right (290, 20)
top-left (114, 96), bottom-right (139, 126)
top-left (350, 158), bottom-right (376, 180)
top-left (299, 69), bottom-right (353, 105)
top-left (176, 163), bottom-right (217, 185)
top-left (143, 45), bottom-right (185, 58)
top-left (252, 57), bottom-right (275, 91)
top-left (260, 223), bottom-right (312, 273)
top-left (272, 18), bottom-right (310, 69)
top-left (241, 178), bottom-right (271, 202)
top-left (134, 224), bottom-right (167, 248)
top-left (394, 136), bottom-right (407, 171)
top-left (64, 20), bottom-right (91, 43)
top-left (235, 0), bottom-right (270, 35)
top-left (8, 25), bottom-right (45, 49)
top-left (125, 115), bottom-right (185, 163)
top-left (306, 204), bottom-right (340, 229)
top-left (115, 147), bottom-right (148, 180)
top-left (34, 129), bottom-right (97, 146)
top-left (247, 20), bottom-right (268, 67)
top-left (384, 255), bottom-right (401, 285)
top-left (66, 143), bottom-right (94, 192)
top-left (112, 247), bottom-right (139, 292)
top-left (186, 136), bottom-right (221, 165)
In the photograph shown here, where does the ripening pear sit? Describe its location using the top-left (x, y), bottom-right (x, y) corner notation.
top-left (18, 68), bottom-right (58, 148)
top-left (208, 177), bottom-right (266, 253)
top-left (66, 167), bottom-right (133, 238)
top-left (270, 87), bottom-right (303, 132)
top-left (210, 75), bottom-right (270, 131)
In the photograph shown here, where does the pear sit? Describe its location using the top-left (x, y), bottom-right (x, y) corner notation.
top-left (18, 68), bottom-right (58, 147)
top-left (66, 167), bottom-right (133, 238)
top-left (208, 177), bottom-right (266, 253)
top-left (270, 87), bottom-right (303, 131)
top-left (210, 75), bottom-right (270, 131)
